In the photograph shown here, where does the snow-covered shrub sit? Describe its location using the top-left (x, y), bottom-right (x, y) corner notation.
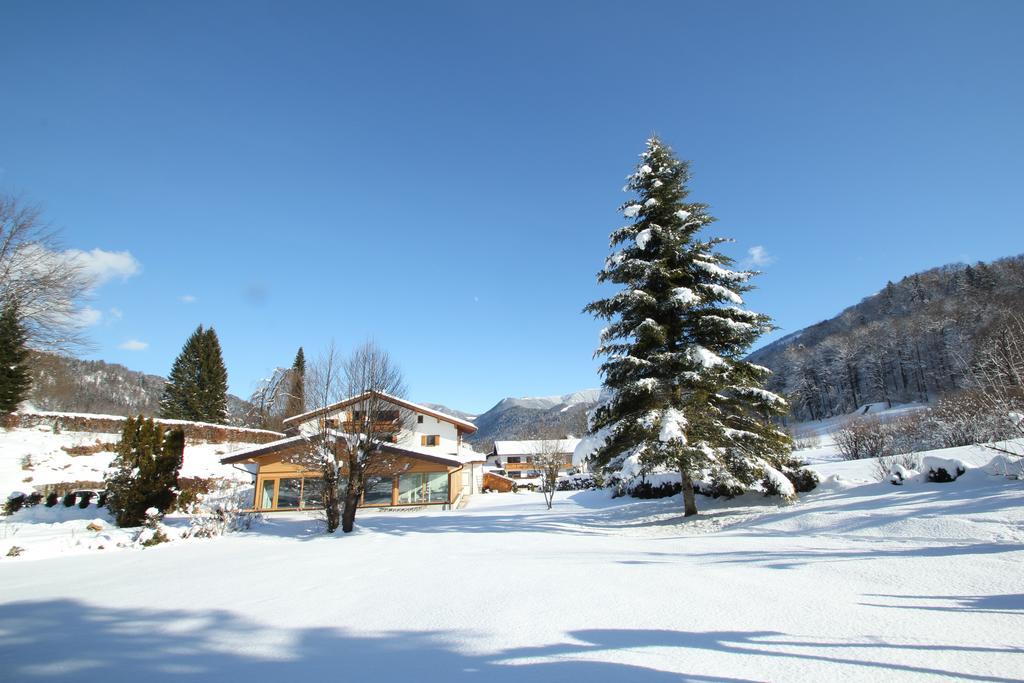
top-left (77, 491), bottom-right (94, 509)
top-left (630, 480), bottom-right (682, 499)
top-left (784, 466), bottom-right (819, 493)
top-left (135, 507), bottom-right (170, 547)
top-left (761, 466), bottom-right (796, 500)
top-left (557, 473), bottom-right (597, 491)
top-left (62, 492), bottom-right (76, 507)
top-left (97, 491), bottom-right (108, 508)
top-left (3, 492), bottom-right (26, 516)
top-left (920, 456), bottom-right (967, 483)
top-left (44, 492), bottom-right (58, 507)
top-left (695, 472), bottom-right (745, 499)
top-left (875, 453), bottom-right (921, 483)
top-left (188, 503), bottom-right (259, 538)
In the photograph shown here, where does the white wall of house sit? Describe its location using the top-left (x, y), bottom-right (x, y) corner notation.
top-left (295, 401), bottom-right (462, 453)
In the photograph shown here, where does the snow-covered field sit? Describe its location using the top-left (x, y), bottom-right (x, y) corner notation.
top-left (0, 419), bottom-right (262, 502)
top-left (2, 434), bottom-right (1022, 681)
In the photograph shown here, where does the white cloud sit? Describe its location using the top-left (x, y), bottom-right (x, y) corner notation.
top-left (744, 245), bottom-right (775, 268)
top-left (118, 339), bottom-right (148, 351)
top-left (108, 307), bottom-right (123, 320)
top-left (179, 294), bottom-right (197, 304)
top-left (65, 248), bottom-right (141, 285)
top-left (72, 306), bottom-right (103, 327)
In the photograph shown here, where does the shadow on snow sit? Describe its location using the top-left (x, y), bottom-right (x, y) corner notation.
top-left (1, 599), bottom-right (1019, 682)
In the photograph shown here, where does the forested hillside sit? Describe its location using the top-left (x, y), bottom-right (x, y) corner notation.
top-left (750, 255), bottom-right (1024, 421)
top-left (27, 352), bottom-right (255, 425)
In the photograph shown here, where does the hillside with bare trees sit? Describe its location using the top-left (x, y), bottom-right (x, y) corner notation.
top-left (750, 255), bottom-right (1024, 421)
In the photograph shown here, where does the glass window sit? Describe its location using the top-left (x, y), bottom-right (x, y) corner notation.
top-left (260, 480), bottom-right (274, 509)
top-left (301, 478), bottom-right (323, 508)
top-left (426, 472), bottom-right (448, 503)
top-left (363, 476), bottom-right (394, 506)
top-left (398, 472), bottom-right (448, 504)
top-left (399, 472), bottom-right (426, 504)
top-left (278, 478), bottom-right (302, 508)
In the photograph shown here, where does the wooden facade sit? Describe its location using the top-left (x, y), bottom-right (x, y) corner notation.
top-left (246, 446), bottom-right (465, 512)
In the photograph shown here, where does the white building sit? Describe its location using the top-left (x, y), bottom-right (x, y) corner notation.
top-left (486, 438), bottom-right (582, 479)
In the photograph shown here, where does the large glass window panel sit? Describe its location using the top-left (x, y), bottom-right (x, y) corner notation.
top-left (277, 478), bottom-right (302, 508)
top-left (426, 472), bottom-right (448, 503)
top-left (363, 476), bottom-right (394, 506)
top-left (301, 478), bottom-right (323, 508)
top-left (260, 480), bottom-right (274, 509)
top-left (398, 473), bottom-right (426, 504)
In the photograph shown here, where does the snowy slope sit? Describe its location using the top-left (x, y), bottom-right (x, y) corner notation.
top-left (1, 439), bottom-right (1022, 681)
top-left (790, 402), bottom-right (927, 465)
top-left (0, 420), bottom-right (266, 500)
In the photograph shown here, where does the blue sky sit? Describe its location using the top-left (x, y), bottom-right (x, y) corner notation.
top-left (1, 1), bottom-right (1022, 414)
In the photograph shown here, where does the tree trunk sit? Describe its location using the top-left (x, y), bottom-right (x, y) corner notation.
top-left (341, 489), bottom-right (359, 533)
top-left (324, 483), bottom-right (341, 533)
top-left (680, 467), bottom-right (697, 517)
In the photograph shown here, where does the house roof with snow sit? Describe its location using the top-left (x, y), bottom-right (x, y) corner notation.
top-left (492, 438), bottom-right (582, 456)
top-left (281, 390), bottom-right (477, 434)
top-left (219, 434), bottom-right (486, 466)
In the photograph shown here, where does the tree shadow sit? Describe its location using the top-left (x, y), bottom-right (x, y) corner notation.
top-left (0, 600), bottom-right (1017, 682)
top-left (860, 593), bottom-right (1024, 615)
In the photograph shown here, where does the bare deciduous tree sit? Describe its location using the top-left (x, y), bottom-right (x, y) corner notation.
top-left (969, 313), bottom-right (1024, 446)
top-left (297, 341), bottom-right (411, 533)
top-left (534, 437), bottom-right (567, 510)
top-left (0, 195), bottom-right (93, 351)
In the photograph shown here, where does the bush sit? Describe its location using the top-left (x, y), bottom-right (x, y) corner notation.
top-left (62, 492), bottom-right (77, 507)
top-left (785, 467), bottom-right (819, 493)
top-left (97, 491), bottom-right (108, 508)
top-left (695, 478), bottom-right (745, 499)
top-left (45, 492), bottom-right (59, 507)
top-left (174, 478), bottom-right (214, 512)
top-left (792, 432), bottom-right (821, 450)
top-left (630, 480), bottom-right (682, 499)
top-left (835, 416), bottom-right (890, 460)
top-left (77, 491), bottom-right (95, 509)
top-left (105, 417), bottom-right (184, 527)
top-left (557, 474), bottom-right (596, 491)
top-left (874, 453), bottom-right (920, 482)
top-left (3, 493), bottom-right (26, 516)
top-left (188, 504), bottom-right (258, 538)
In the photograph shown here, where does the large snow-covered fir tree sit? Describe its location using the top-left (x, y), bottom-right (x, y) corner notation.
top-left (582, 137), bottom-right (810, 516)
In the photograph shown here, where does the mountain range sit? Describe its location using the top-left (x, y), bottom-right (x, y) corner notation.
top-left (23, 254), bottom-right (1022, 442)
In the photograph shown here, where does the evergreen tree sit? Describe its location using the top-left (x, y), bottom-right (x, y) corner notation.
top-left (0, 300), bottom-right (32, 413)
top-left (284, 346), bottom-right (306, 420)
top-left (105, 416), bottom-right (184, 527)
top-left (160, 325), bottom-right (228, 423)
top-left (197, 327), bottom-right (228, 423)
top-left (583, 137), bottom-right (802, 516)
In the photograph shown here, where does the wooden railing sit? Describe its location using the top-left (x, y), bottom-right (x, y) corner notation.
top-left (342, 420), bottom-right (400, 433)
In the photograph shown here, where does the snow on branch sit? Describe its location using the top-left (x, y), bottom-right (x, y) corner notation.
top-left (702, 283), bottom-right (743, 305)
top-left (693, 260), bottom-right (751, 282)
top-left (673, 287), bottom-right (700, 306)
top-left (689, 345), bottom-right (725, 368)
